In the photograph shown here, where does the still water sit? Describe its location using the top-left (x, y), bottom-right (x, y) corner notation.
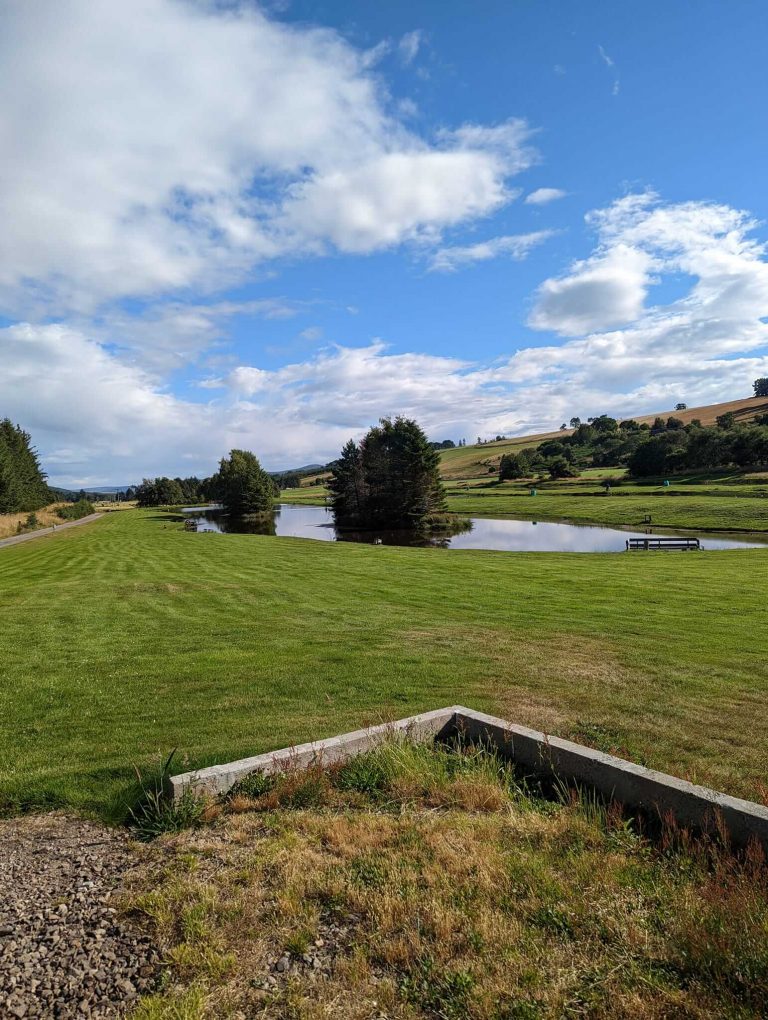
top-left (181, 504), bottom-right (768, 553)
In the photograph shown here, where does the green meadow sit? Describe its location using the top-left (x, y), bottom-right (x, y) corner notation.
top-left (1, 509), bottom-right (767, 818)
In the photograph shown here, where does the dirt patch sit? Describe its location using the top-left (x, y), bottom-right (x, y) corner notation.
top-left (0, 813), bottom-right (160, 1018)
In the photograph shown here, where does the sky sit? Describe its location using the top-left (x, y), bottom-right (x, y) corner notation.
top-left (2, 0), bottom-right (768, 486)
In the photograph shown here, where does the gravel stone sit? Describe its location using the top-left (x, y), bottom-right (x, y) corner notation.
top-left (0, 814), bottom-right (160, 1018)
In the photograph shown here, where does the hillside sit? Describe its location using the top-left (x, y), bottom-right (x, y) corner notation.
top-left (439, 395), bottom-right (768, 480)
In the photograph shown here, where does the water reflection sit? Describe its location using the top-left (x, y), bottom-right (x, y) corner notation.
top-left (181, 505), bottom-right (768, 553)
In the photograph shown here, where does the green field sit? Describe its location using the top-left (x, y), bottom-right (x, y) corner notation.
top-left (2, 509), bottom-right (768, 819)
top-left (282, 477), bottom-right (768, 531)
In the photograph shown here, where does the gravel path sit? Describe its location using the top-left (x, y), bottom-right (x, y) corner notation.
top-left (0, 814), bottom-right (159, 1018)
top-left (0, 514), bottom-right (103, 550)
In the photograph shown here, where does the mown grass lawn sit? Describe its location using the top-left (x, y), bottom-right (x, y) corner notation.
top-left (442, 488), bottom-right (768, 531)
top-left (1, 509), bottom-right (768, 818)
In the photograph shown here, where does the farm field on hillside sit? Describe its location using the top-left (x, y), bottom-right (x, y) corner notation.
top-left (1, 509), bottom-right (768, 817)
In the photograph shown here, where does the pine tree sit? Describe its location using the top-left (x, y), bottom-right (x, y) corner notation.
top-left (0, 419), bottom-right (51, 513)
top-left (330, 417), bottom-right (446, 529)
top-left (328, 439), bottom-right (366, 526)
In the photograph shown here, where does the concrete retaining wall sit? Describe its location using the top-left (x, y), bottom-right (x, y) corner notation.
top-left (168, 706), bottom-right (457, 800)
top-left (169, 705), bottom-right (768, 850)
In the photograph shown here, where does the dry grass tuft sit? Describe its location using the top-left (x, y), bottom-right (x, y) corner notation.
top-left (129, 743), bottom-right (768, 1019)
top-left (0, 503), bottom-right (68, 539)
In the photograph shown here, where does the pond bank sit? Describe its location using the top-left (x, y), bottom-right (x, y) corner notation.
top-left (183, 504), bottom-right (768, 553)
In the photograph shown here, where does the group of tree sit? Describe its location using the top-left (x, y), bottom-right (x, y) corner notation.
top-left (0, 419), bottom-right (51, 513)
top-left (269, 470), bottom-right (302, 489)
top-left (496, 399), bottom-right (768, 481)
top-left (329, 417), bottom-right (446, 529)
top-left (134, 475), bottom-right (211, 507)
top-left (135, 454), bottom-right (279, 515)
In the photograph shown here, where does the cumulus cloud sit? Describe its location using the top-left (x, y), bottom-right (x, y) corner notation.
top-left (525, 188), bottom-right (567, 205)
top-left (0, 1), bottom-right (537, 316)
top-left (529, 244), bottom-right (655, 334)
top-left (6, 192), bottom-right (768, 493)
top-left (429, 231), bottom-right (555, 272)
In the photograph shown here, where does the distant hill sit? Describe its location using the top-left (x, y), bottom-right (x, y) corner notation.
top-left (50, 484), bottom-right (135, 500)
top-left (439, 395), bottom-right (768, 480)
top-left (270, 464), bottom-right (324, 477)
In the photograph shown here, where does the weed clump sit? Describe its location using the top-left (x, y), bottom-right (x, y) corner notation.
top-left (128, 751), bottom-right (204, 841)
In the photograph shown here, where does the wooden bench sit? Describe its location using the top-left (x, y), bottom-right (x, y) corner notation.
top-left (626, 537), bottom-right (700, 551)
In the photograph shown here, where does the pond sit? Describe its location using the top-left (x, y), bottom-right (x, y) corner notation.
top-left (181, 504), bottom-right (768, 553)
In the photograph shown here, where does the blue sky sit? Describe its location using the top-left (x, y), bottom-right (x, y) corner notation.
top-left (1, 0), bottom-right (767, 484)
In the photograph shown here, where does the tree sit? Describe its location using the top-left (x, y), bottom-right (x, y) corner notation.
top-left (328, 440), bottom-right (366, 525)
top-left (499, 453), bottom-right (527, 480)
top-left (135, 476), bottom-right (185, 506)
top-left (716, 412), bottom-right (736, 430)
top-left (0, 419), bottom-right (51, 513)
top-left (548, 456), bottom-right (578, 479)
top-left (330, 417), bottom-right (446, 529)
top-left (666, 417), bottom-right (684, 430)
top-left (569, 416), bottom-right (581, 429)
top-left (753, 378), bottom-right (768, 397)
top-left (675, 402), bottom-right (687, 411)
top-left (591, 415), bottom-right (618, 434)
top-left (214, 450), bottom-right (276, 515)
top-left (628, 436), bottom-right (672, 476)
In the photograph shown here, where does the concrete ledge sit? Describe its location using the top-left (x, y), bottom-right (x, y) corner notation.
top-left (169, 704), bottom-right (768, 850)
top-left (452, 707), bottom-right (768, 851)
top-left (168, 706), bottom-right (459, 800)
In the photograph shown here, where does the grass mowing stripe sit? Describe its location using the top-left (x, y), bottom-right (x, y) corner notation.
top-left (1, 509), bottom-right (767, 818)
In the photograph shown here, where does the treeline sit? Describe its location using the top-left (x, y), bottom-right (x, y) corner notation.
top-left (136, 454), bottom-right (279, 512)
top-left (498, 411), bottom-right (768, 480)
top-left (134, 475), bottom-right (213, 507)
top-left (0, 419), bottom-right (51, 513)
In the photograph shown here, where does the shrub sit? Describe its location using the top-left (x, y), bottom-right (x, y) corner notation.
top-left (58, 498), bottom-right (95, 520)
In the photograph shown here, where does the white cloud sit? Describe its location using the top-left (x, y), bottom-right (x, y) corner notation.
top-left (429, 231), bottom-right (555, 272)
top-left (529, 244), bottom-right (655, 334)
top-left (89, 299), bottom-right (300, 373)
top-left (525, 188), bottom-right (567, 205)
top-left (299, 326), bottom-right (324, 341)
top-left (6, 189), bottom-right (768, 493)
top-left (398, 30), bottom-right (423, 66)
top-left (598, 45), bottom-right (615, 68)
top-left (598, 44), bottom-right (620, 95)
top-left (0, 1), bottom-right (537, 316)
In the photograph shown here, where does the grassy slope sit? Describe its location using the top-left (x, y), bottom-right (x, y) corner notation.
top-left (442, 486), bottom-right (768, 532)
top-left (1, 510), bottom-right (768, 815)
top-left (284, 398), bottom-right (768, 531)
top-left (438, 395), bottom-right (768, 480)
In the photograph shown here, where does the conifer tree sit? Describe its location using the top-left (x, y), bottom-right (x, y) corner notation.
top-left (0, 419), bottom-right (51, 513)
top-left (330, 417), bottom-right (446, 529)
